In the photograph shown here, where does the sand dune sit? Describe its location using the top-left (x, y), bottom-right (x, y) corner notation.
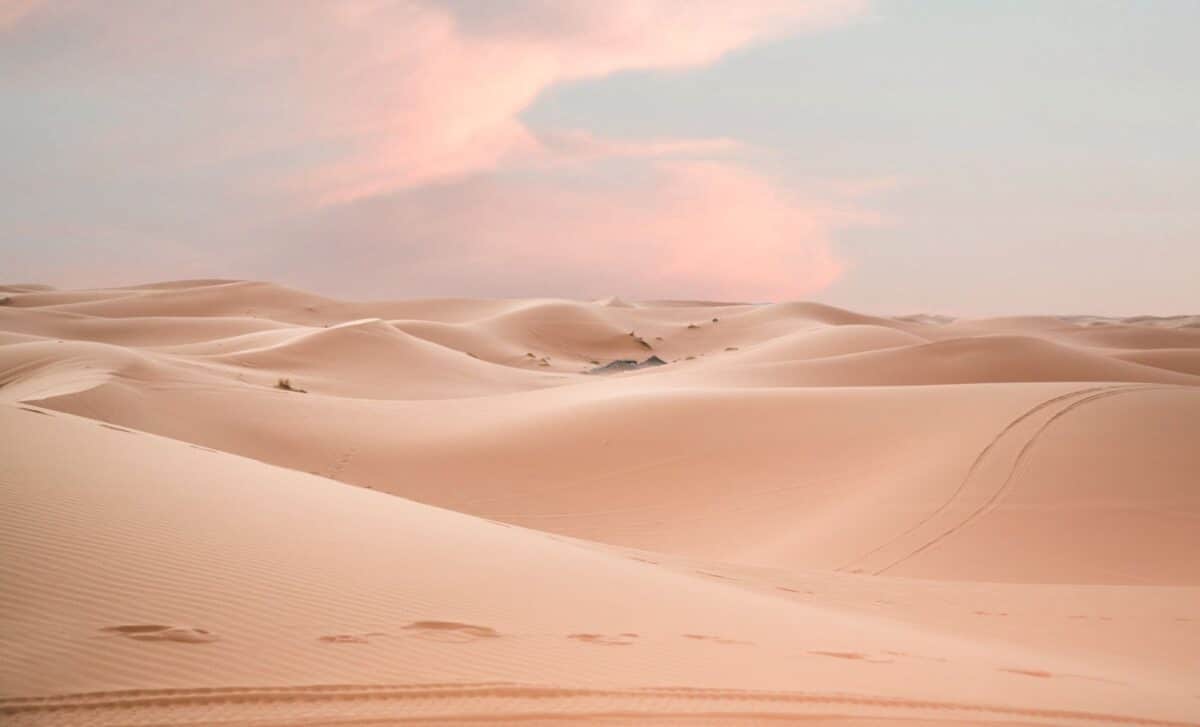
top-left (205, 317), bottom-right (564, 399)
top-left (706, 324), bottom-right (930, 364)
top-left (4, 404), bottom-right (1198, 725)
top-left (2, 280), bottom-right (1198, 725)
top-left (1112, 348), bottom-right (1200, 376)
top-left (665, 335), bottom-right (1200, 388)
top-left (1047, 324), bottom-right (1200, 351)
top-left (0, 306), bottom-right (290, 347)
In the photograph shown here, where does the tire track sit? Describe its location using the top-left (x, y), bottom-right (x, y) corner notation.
top-left (873, 385), bottom-right (1183, 575)
top-left (2, 682), bottom-right (1196, 726)
top-left (838, 384), bottom-right (1128, 573)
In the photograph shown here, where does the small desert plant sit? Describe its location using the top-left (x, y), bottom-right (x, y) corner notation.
top-left (712, 317), bottom-right (719, 323)
top-left (276, 377), bottom-right (306, 393)
top-left (633, 336), bottom-right (652, 349)
top-left (0, 296), bottom-right (10, 306)
top-left (686, 323), bottom-right (699, 329)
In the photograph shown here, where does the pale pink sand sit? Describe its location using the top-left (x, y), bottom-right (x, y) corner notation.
top-left (2, 280), bottom-right (1198, 725)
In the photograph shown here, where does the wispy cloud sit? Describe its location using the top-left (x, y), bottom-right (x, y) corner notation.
top-left (2, 1), bottom-right (873, 298)
top-left (273, 159), bottom-right (879, 301)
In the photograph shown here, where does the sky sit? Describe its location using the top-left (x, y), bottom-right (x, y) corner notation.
top-left (2, 0), bottom-right (1197, 314)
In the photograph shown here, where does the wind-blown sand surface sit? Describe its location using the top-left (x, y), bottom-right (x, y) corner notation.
top-left (1, 280), bottom-right (1198, 725)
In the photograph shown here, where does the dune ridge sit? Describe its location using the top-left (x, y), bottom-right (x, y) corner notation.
top-left (2, 280), bottom-right (1198, 725)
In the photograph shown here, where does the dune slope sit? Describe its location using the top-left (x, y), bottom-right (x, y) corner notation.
top-left (3, 404), bottom-right (1199, 725)
top-left (2, 280), bottom-right (1198, 725)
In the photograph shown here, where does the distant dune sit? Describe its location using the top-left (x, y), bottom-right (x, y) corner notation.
top-left (2, 280), bottom-right (1198, 726)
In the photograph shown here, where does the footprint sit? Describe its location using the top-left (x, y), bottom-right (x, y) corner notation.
top-left (568, 633), bottom-right (638, 646)
top-left (318, 632), bottom-right (386, 644)
top-left (811, 650), bottom-right (893, 664)
top-left (1001, 668), bottom-right (1052, 679)
top-left (320, 634), bottom-right (369, 644)
top-left (102, 625), bottom-right (218, 643)
top-left (402, 621), bottom-right (499, 643)
top-left (681, 633), bottom-right (751, 646)
top-left (695, 570), bottom-right (738, 581)
top-left (810, 650), bottom-right (867, 660)
top-left (629, 556), bottom-right (658, 565)
top-left (103, 624), bottom-right (173, 634)
top-left (18, 407), bottom-right (51, 416)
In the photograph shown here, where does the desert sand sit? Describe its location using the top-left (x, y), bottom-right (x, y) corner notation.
top-left (1, 279), bottom-right (1198, 726)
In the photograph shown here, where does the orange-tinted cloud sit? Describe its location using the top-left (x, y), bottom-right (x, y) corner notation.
top-left (278, 159), bottom-right (878, 301)
top-left (6, 1), bottom-right (864, 202)
top-left (278, 0), bottom-right (868, 204)
top-left (0, 0), bottom-right (43, 31)
top-left (4, 1), bottom-right (873, 299)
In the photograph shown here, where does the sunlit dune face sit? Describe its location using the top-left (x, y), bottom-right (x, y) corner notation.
top-left (3, 279), bottom-right (1199, 722)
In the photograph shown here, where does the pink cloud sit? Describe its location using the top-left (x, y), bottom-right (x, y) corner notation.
top-left (278, 160), bottom-right (878, 301)
top-left (0, 0), bottom-right (43, 31)
top-left (273, 1), bottom-right (869, 204)
top-left (7, 1), bottom-right (868, 205)
top-left (529, 129), bottom-right (744, 166)
top-left (17, 1), bottom-right (860, 204)
top-left (6, 1), bottom-right (875, 299)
